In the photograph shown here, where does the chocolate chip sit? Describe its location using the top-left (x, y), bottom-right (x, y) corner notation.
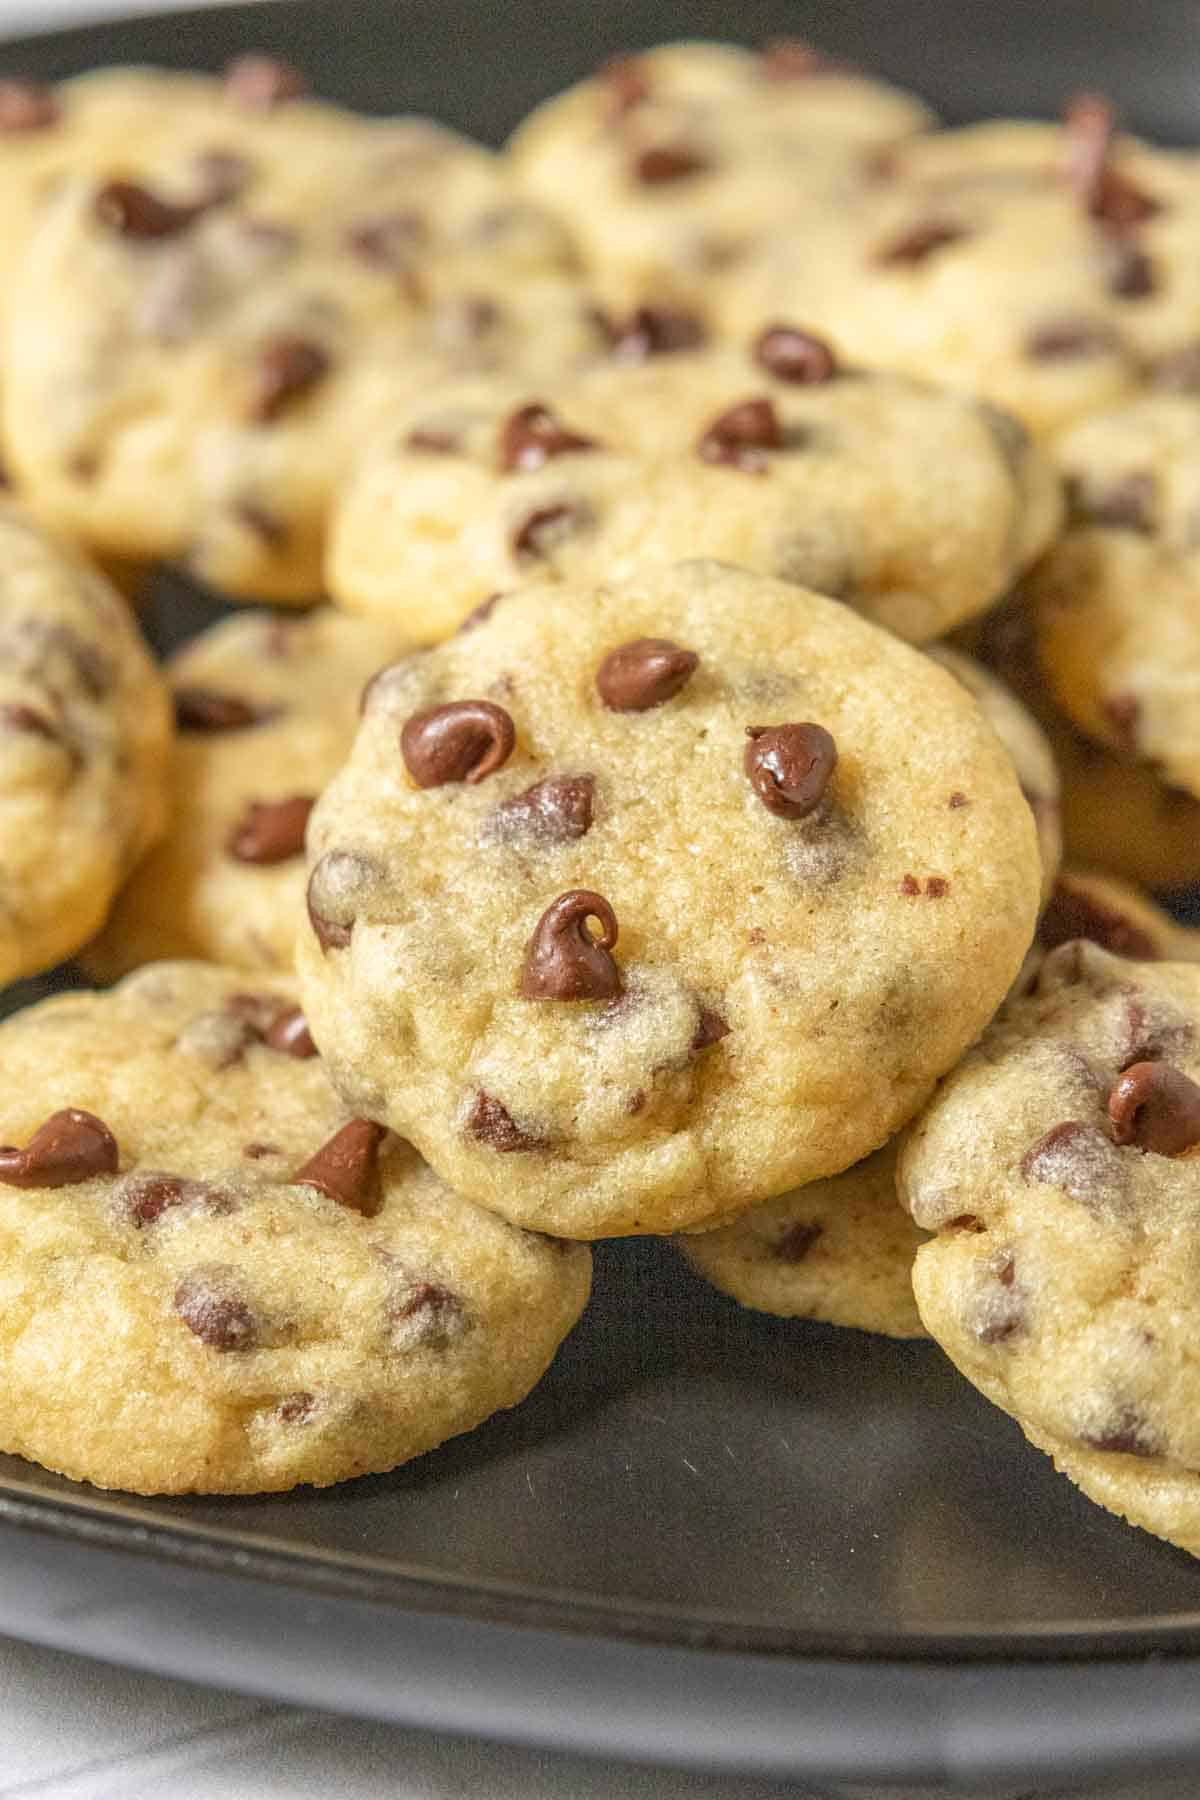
top-left (483, 773), bottom-right (595, 845)
top-left (608, 306), bottom-right (706, 361)
top-left (294, 1118), bottom-right (388, 1215)
top-left (401, 699), bottom-right (515, 787)
top-left (388, 1278), bottom-right (468, 1351)
top-left (94, 180), bottom-right (203, 240)
top-left (466, 1090), bottom-right (547, 1152)
top-left (1065, 470), bottom-right (1154, 532)
top-left (248, 337), bottom-right (330, 423)
top-left (1062, 93), bottom-right (1162, 229)
top-left (1038, 876), bottom-right (1159, 959)
top-left (0, 79), bottom-right (58, 132)
top-left (873, 219), bottom-right (967, 266)
top-left (1024, 317), bottom-right (1121, 361)
top-left (973, 1249), bottom-right (1026, 1345)
top-left (596, 638), bottom-right (699, 712)
top-left (306, 850), bottom-right (376, 952)
top-left (265, 1006), bottom-right (317, 1058)
top-left (692, 1007), bottom-right (730, 1054)
top-left (226, 794), bottom-right (314, 864)
top-left (497, 403), bottom-right (596, 473)
top-left (633, 144), bottom-right (709, 184)
top-left (754, 323), bottom-right (838, 383)
top-left (948, 791), bottom-right (968, 809)
top-left (1102, 239), bottom-right (1156, 299)
top-left (0, 1109), bottom-right (118, 1188)
top-left (925, 876), bottom-right (950, 899)
top-left (1108, 1060), bottom-right (1200, 1155)
top-left (511, 500), bottom-right (591, 561)
top-left (276, 1391), bottom-right (316, 1423)
top-left (243, 1142), bottom-right (281, 1160)
top-left (174, 687), bottom-right (279, 732)
top-left (1102, 690), bottom-right (1140, 753)
top-left (1080, 1406), bottom-right (1161, 1458)
top-left (900, 874), bottom-right (921, 896)
top-left (457, 593), bottom-right (505, 633)
top-left (406, 423), bottom-right (462, 454)
top-left (774, 1221), bottom-right (822, 1261)
top-left (744, 723), bottom-right (837, 819)
top-left (601, 53), bottom-right (650, 118)
top-left (345, 211), bottom-right (427, 269)
top-left (1020, 1120), bottom-right (1127, 1210)
top-left (224, 53), bottom-right (307, 110)
top-left (0, 704), bottom-right (60, 743)
top-left (121, 1172), bottom-right (234, 1228)
top-left (174, 1267), bottom-right (257, 1351)
top-left (521, 890), bottom-right (622, 1001)
top-left (697, 396), bottom-right (782, 472)
top-left (1119, 992), bottom-right (1196, 1069)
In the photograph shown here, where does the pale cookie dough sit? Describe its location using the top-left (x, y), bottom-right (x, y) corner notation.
top-left (329, 328), bottom-right (1059, 645)
top-left (507, 39), bottom-right (933, 312)
top-left (84, 607), bottom-right (413, 979)
top-left (899, 940), bottom-right (1200, 1558)
top-left (0, 501), bottom-right (168, 984)
top-left (3, 99), bottom-right (585, 602)
top-left (0, 961), bottom-right (591, 1494)
top-left (722, 105), bottom-right (1200, 437)
top-left (675, 1140), bottom-right (928, 1338)
top-left (298, 560), bottom-right (1041, 1240)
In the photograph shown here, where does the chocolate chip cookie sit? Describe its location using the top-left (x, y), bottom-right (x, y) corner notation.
top-left (85, 606), bottom-right (414, 979)
top-left (0, 502), bottom-right (169, 984)
top-left (298, 560), bottom-right (1041, 1239)
top-left (1035, 868), bottom-right (1200, 965)
top-left (328, 328), bottom-right (1059, 645)
top-left (899, 940), bottom-right (1200, 1555)
top-left (0, 961), bottom-right (590, 1494)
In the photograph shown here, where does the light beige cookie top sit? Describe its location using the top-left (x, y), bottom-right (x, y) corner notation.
top-left (328, 327), bottom-right (1060, 645)
top-left (507, 39), bottom-right (933, 311)
top-left (0, 961), bottom-right (591, 1495)
top-left (298, 560), bottom-right (1041, 1240)
top-left (722, 103), bottom-right (1200, 437)
top-left (1028, 528), bottom-right (1200, 801)
top-left (899, 941), bottom-right (1200, 1556)
top-left (84, 607), bottom-right (413, 981)
top-left (2, 99), bottom-right (585, 602)
top-left (0, 501), bottom-right (168, 984)
top-left (675, 1140), bottom-right (928, 1338)
top-left (926, 645), bottom-right (1061, 902)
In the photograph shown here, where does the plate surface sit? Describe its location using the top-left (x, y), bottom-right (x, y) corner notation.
top-left (6, 0), bottom-right (1200, 1785)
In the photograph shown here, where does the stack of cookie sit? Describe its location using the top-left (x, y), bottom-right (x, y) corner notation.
top-left (0, 44), bottom-right (1197, 1562)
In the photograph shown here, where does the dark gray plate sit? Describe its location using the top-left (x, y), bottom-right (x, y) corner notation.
top-left (5, 1), bottom-right (1200, 1786)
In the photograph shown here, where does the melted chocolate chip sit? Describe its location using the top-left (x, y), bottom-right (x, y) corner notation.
top-left (1020, 1119), bottom-right (1127, 1210)
top-left (224, 53), bottom-right (308, 109)
top-left (609, 306), bottom-right (706, 361)
top-left (596, 638), bottom-right (699, 712)
top-left (754, 323), bottom-right (838, 383)
top-left (276, 1391), bottom-right (316, 1424)
top-left (873, 219), bottom-right (967, 266)
top-left (401, 699), bottom-right (515, 787)
top-left (174, 687), bottom-right (279, 732)
top-left (1024, 317), bottom-right (1121, 361)
top-left (345, 211), bottom-right (427, 269)
top-left (774, 1221), bottom-right (822, 1261)
top-left (925, 876), bottom-right (950, 899)
top-left (692, 1007), bottom-right (730, 1054)
top-left (1108, 1060), bottom-right (1200, 1155)
top-left (226, 794), bottom-right (314, 863)
top-left (974, 1249), bottom-right (1026, 1345)
top-left (226, 993), bottom-right (317, 1058)
top-left (0, 1109), bottom-right (118, 1188)
top-left (1065, 470), bottom-right (1154, 532)
top-left (306, 849), bottom-right (376, 952)
top-left (483, 773), bottom-right (595, 845)
top-left (744, 723), bottom-right (837, 819)
top-left (0, 704), bottom-right (60, 743)
top-left (174, 1268), bottom-right (257, 1351)
top-left (457, 593), bottom-right (505, 633)
top-left (248, 337), bottom-right (330, 423)
top-left (294, 1118), bottom-right (388, 1215)
top-left (121, 1172), bottom-right (234, 1228)
top-left (497, 403), bottom-right (596, 473)
top-left (511, 500), bottom-right (591, 560)
top-left (406, 423), bottom-right (462, 454)
top-left (0, 79), bottom-right (59, 132)
top-left (697, 396), bottom-right (782, 472)
top-left (94, 180), bottom-right (203, 240)
top-left (521, 890), bottom-right (622, 1001)
top-left (1080, 1407), bottom-right (1161, 1458)
top-left (1037, 876), bottom-right (1159, 960)
top-left (388, 1278), bottom-right (468, 1350)
top-left (466, 1090), bottom-right (546, 1152)
top-left (633, 143), bottom-right (709, 185)
top-left (1102, 238), bottom-right (1156, 299)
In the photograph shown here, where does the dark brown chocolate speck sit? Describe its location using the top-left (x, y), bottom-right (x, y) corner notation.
top-left (174, 687), bottom-right (280, 733)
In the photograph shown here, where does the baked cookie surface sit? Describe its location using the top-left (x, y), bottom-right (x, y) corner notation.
top-left (298, 560), bottom-right (1041, 1239)
top-left (0, 961), bottom-right (590, 1495)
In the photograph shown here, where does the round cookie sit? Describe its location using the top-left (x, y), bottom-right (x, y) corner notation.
top-left (84, 607), bottom-right (414, 979)
top-left (0, 961), bottom-right (591, 1494)
top-left (926, 645), bottom-right (1061, 901)
top-left (0, 501), bottom-right (169, 984)
top-left (1029, 528), bottom-right (1200, 801)
top-left (328, 329), bottom-right (1060, 645)
top-left (507, 39), bottom-right (932, 312)
top-left (675, 1141), bottom-right (928, 1338)
top-left (722, 105), bottom-right (1200, 437)
top-left (899, 940), bottom-right (1200, 1557)
top-left (298, 560), bottom-right (1042, 1240)
top-left (2, 106), bottom-right (585, 603)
